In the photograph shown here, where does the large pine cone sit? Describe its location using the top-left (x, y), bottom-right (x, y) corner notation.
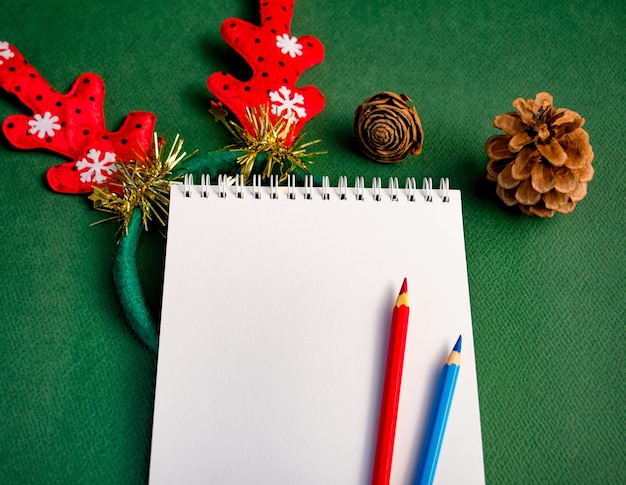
top-left (486, 92), bottom-right (594, 217)
top-left (354, 92), bottom-right (423, 163)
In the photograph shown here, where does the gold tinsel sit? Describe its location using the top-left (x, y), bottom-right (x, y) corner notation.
top-left (89, 133), bottom-right (194, 234)
top-left (210, 101), bottom-right (324, 184)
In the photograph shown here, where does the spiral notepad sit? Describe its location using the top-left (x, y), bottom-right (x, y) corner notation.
top-left (149, 175), bottom-right (485, 485)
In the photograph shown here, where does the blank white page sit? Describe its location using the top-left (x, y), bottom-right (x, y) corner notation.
top-left (149, 179), bottom-right (484, 485)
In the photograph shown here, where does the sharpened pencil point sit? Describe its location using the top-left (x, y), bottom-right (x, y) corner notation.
top-left (453, 335), bottom-right (462, 352)
top-left (395, 278), bottom-right (409, 308)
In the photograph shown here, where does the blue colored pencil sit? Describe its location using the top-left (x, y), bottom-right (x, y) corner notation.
top-left (414, 335), bottom-right (462, 485)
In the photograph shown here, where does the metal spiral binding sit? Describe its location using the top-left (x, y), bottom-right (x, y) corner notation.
top-left (269, 175), bottom-right (279, 199)
top-left (321, 176), bottom-right (331, 200)
top-left (235, 174), bottom-right (244, 198)
top-left (338, 176), bottom-right (348, 200)
top-left (200, 174), bottom-right (210, 198)
top-left (389, 177), bottom-right (399, 201)
top-left (439, 177), bottom-right (450, 202)
top-left (422, 177), bottom-right (433, 202)
top-left (287, 174), bottom-right (296, 200)
top-left (304, 174), bottom-right (314, 200)
top-left (217, 174), bottom-right (228, 198)
top-left (405, 177), bottom-right (417, 202)
top-left (252, 174), bottom-right (262, 199)
top-left (355, 177), bottom-right (365, 201)
top-left (181, 174), bottom-right (451, 202)
top-left (372, 177), bottom-right (382, 201)
top-left (183, 173), bottom-right (193, 197)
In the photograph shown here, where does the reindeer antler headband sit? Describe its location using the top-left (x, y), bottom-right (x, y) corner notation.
top-left (0, 0), bottom-right (325, 351)
top-left (0, 42), bottom-right (157, 194)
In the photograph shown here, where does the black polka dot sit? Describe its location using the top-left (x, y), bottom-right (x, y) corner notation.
top-left (8, 67), bottom-right (15, 72)
top-left (83, 78), bottom-right (90, 83)
top-left (14, 86), bottom-right (21, 92)
top-left (83, 130), bottom-right (89, 135)
top-left (223, 84), bottom-right (229, 90)
top-left (262, 72), bottom-right (268, 77)
top-left (121, 138), bottom-right (128, 144)
top-left (89, 96), bottom-right (95, 101)
top-left (279, 61), bottom-right (284, 67)
top-left (56, 101), bottom-right (63, 106)
top-left (135, 123), bottom-right (142, 129)
top-left (7, 123), bottom-right (14, 129)
top-left (36, 95), bottom-right (42, 101)
top-left (60, 121), bottom-right (67, 127)
top-left (29, 73), bottom-right (36, 78)
top-left (254, 38), bottom-right (261, 43)
top-left (244, 86), bottom-right (250, 91)
top-left (75, 109), bottom-right (81, 114)
top-left (102, 135), bottom-right (109, 139)
top-left (45, 137), bottom-right (52, 143)
top-left (283, 78), bottom-right (288, 84)
top-left (230, 22), bottom-right (236, 27)
top-left (258, 56), bottom-right (264, 62)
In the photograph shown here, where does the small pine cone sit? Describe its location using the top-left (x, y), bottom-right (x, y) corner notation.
top-left (354, 92), bottom-right (424, 163)
top-left (486, 92), bottom-right (594, 217)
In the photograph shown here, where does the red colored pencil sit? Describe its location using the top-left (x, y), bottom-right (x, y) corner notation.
top-left (372, 278), bottom-right (410, 485)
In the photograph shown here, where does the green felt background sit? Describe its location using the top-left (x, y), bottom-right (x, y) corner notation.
top-left (1, 0), bottom-right (624, 483)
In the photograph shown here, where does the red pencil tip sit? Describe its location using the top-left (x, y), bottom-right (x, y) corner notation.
top-left (400, 278), bottom-right (408, 294)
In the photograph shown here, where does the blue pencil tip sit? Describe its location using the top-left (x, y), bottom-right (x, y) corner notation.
top-left (453, 335), bottom-right (462, 352)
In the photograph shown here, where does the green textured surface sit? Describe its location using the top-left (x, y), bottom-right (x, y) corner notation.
top-left (1, 0), bottom-right (625, 483)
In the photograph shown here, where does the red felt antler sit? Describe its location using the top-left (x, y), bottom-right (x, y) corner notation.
top-left (0, 42), bottom-right (156, 194)
top-left (207, 0), bottom-right (324, 146)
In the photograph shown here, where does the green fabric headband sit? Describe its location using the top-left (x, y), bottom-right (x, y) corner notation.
top-left (113, 150), bottom-right (319, 352)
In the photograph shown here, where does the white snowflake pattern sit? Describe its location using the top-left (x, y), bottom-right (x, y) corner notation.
top-left (275, 33), bottom-right (303, 58)
top-left (28, 112), bottom-right (62, 139)
top-left (0, 41), bottom-right (14, 65)
top-left (269, 86), bottom-right (307, 120)
top-left (75, 149), bottom-right (118, 184)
